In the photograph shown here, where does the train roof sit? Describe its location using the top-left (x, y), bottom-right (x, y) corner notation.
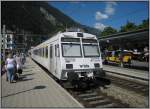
top-left (31, 31), bottom-right (97, 50)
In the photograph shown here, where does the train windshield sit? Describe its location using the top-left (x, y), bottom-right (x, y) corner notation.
top-left (82, 39), bottom-right (100, 57)
top-left (62, 43), bottom-right (82, 57)
top-left (83, 44), bottom-right (100, 57)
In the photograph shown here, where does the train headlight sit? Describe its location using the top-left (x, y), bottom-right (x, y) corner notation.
top-left (66, 64), bottom-right (73, 69)
top-left (94, 63), bottom-right (100, 68)
top-left (87, 72), bottom-right (94, 78)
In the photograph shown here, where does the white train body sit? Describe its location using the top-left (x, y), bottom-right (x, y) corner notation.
top-left (31, 32), bottom-right (105, 81)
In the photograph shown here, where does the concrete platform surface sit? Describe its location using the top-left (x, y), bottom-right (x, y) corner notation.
top-left (1, 58), bottom-right (83, 108)
top-left (103, 65), bottom-right (149, 81)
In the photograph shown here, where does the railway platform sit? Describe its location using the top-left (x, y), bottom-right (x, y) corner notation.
top-left (103, 65), bottom-right (149, 83)
top-left (1, 58), bottom-right (83, 108)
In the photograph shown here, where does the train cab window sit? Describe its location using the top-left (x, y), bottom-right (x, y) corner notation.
top-left (62, 43), bottom-right (82, 57)
top-left (50, 45), bottom-right (53, 58)
top-left (45, 46), bottom-right (48, 58)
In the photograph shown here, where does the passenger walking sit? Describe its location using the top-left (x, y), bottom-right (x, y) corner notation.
top-left (21, 53), bottom-right (26, 65)
top-left (15, 53), bottom-right (23, 75)
top-left (5, 53), bottom-right (16, 83)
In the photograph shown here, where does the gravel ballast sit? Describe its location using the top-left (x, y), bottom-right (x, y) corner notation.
top-left (100, 84), bottom-right (149, 108)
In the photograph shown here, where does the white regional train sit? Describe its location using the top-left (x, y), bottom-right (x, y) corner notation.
top-left (30, 31), bottom-right (107, 87)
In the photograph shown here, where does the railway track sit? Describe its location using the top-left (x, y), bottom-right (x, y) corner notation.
top-left (67, 88), bottom-right (129, 108)
top-left (35, 61), bottom-right (147, 107)
top-left (38, 62), bottom-right (129, 108)
top-left (106, 74), bottom-right (149, 96)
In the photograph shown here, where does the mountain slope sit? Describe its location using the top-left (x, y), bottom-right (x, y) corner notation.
top-left (2, 1), bottom-right (99, 36)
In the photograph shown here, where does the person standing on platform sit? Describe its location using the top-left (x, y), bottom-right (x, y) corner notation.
top-left (15, 53), bottom-right (23, 76)
top-left (21, 53), bottom-right (26, 65)
top-left (5, 52), bottom-right (16, 83)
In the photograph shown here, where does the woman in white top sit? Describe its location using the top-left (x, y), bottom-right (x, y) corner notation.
top-left (5, 53), bottom-right (16, 83)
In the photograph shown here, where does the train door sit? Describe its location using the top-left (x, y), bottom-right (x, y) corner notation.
top-left (54, 44), bottom-right (60, 77)
top-left (50, 44), bottom-right (54, 73)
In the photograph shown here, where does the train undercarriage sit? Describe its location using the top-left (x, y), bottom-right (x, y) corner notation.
top-left (63, 69), bottom-right (111, 89)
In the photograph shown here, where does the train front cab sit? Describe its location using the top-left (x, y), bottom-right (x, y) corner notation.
top-left (59, 33), bottom-right (109, 87)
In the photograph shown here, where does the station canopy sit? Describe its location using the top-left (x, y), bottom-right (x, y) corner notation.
top-left (99, 29), bottom-right (149, 51)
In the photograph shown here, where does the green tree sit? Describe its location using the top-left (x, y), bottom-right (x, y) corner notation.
top-left (138, 19), bottom-right (149, 29)
top-left (100, 26), bottom-right (117, 37)
top-left (120, 21), bottom-right (137, 32)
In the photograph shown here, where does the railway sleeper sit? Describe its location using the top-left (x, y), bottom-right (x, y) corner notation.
top-left (141, 88), bottom-right (149, 91)
top-left (132, 85), bottom-right (143, 89)
top-left (83, 95), bottom-right (104, 102)
top-left (89, 99), bottom-right (112, 107)
top-left (128, 84), bottom-right (138, 87)
top-left (96, 103), bottom-right (117, 108)
top-left (78, 92), bottom-right (97, 98)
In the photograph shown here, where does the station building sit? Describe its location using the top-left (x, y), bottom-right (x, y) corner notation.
top-left (1, 30), bottom-right (14, 53)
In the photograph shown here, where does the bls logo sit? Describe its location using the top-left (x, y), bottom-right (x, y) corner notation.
top-left (80, 65), bottom-right (89, 68)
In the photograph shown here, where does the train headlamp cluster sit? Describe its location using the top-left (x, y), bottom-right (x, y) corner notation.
top-left (66, 64), bottom-right (73, 69)
top-left (94, 63), bottom-right (100, 68)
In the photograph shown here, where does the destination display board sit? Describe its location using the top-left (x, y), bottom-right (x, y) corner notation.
top-left (61, 37), bottom-right (80, 42)
top-left (82, 39), bottom-right (97, 43)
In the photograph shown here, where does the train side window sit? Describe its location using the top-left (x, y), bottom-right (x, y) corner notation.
top-left (55, 45), bottom-right (57, 57)
top-left (50, 45), bottom-right (53, 58)
top-left (40, 48), bottom-right (42, 57)
top-left (42, 48), bottom-right (44, 57)
top-left (38, 49), bottom-right (40, 56)
top-left (40, 48), bottom-right (41, 57)
top-left (41, 48), bottom-right (42, 57)
top-left (39, 49), bottom-right (40, 56)
top-left (41, 48), bottom-right (43, 57)
top-left (57, 44), bottom-right (60, 57)
top-left (43, 48), bottom-right (45, 58)
top-left (40, 49), bottom-right (41, 56)
top-left (42, 48), bottom-right (43, 57)
top-left (46, 46), bottom-right (48, 58)
top-left (38, 49), bottom-right (39, 56)
top-left (55, 44), bottom-right (60, 57)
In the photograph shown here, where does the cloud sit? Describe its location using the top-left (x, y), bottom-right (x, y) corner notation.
top-left (95, 11), bottom-right (108, 21)
top-left (94, 22), bottom-right (107, 31)
top-left (105, 2), bottom-right (117, 15)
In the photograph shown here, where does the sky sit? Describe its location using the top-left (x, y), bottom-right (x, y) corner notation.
top-left (49, 1), bottom-right (149, 31)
